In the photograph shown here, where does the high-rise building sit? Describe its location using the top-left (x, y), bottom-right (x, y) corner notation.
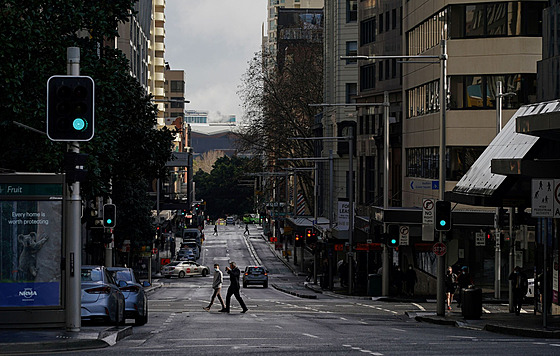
top-left (150, 0), bottom-right (166, 125)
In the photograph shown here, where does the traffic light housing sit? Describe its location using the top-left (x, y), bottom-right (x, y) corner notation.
top-left (435, 200), bottom-right (452, 231)
top-left (387, 225), bottom-right (399, 248)
top-left (47, 75), bottom-right (94, 141)
top-left (305, 228), bottom-right (317, 244)
top-left (102, 204), bottom-right (116, 228)
top-left (294, 233), bottom-right (302, 247)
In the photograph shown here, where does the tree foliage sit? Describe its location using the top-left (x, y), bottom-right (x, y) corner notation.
top-left (0, 1), bottom-right (174, 247)
top-left (194, 156), bottom-right (261, 219)
top-left (236, 46), bottom-right (323, 210)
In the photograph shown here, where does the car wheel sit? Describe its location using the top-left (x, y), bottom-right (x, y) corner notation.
top-left (178, 271), bottom-right (185, 278)
top-left (135, 304), bottom-right (148, 326)
top-left (201, 269), bottom-right (208, 277)
top-left (263, 282), bottom-right (268, 288)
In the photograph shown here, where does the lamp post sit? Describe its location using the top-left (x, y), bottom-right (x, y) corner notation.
top-left (495, 81), bottom-right (515, 301)
top-left (341, 39), bottom-right (448, 314)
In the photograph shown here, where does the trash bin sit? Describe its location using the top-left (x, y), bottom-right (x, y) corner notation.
top-left (461, 288), bottom-right (482, 319)
top-left (367, 274), bottom-right (382, 296)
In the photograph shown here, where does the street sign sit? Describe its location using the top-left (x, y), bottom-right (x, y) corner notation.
top-left (399, 225), bottom-right (409, 246)
top-left (433, 242), bottom-right (447, 256)
top-left (422, 198), bottom-right (435, 225)
top-left (411, 180), bottom-right (439, 190)
top-left (554, 179), bottom-right (560, 218)
top-left (531, 179), bottom-right (554, 217)
top-left (475, 232), bottom-right (485, 246)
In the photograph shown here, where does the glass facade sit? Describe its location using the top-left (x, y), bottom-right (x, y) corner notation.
top-left (406, 146), bottom-right (485, 180)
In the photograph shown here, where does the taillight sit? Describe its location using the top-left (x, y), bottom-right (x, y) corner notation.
top-left (86, 286), bottom-right (111, 294)
top-left (244, 273), bottom-right (249, 276)
top-left (264, 273), bottom-right (268, 276)
top-left (121, 285), bottom-right (140, 293)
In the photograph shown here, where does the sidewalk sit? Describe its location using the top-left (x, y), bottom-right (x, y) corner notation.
top-left (256, 232), bottom-right (560, 339)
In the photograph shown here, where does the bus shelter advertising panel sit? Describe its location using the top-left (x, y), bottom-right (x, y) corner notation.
top-left (0, 174), bottom-right (64, 308)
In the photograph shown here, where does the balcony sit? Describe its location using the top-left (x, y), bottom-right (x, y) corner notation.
top-left (154, 72), bottom-right (165, 82)
top-left (154, 42), bottom-right (165, 52)
top-left (154, 27), bottom-right (165, 37)
top-left (154, 12), bottom-right (165, 22)
top-left (155, 0), bottom-right (165, 6)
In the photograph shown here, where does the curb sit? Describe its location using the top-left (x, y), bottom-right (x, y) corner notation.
top-left (0, 326), bottom-right (132, 355)
top-left (271, 283), bottom-right (317, 299)
top-left (484, 323), bottom-right (560, 338)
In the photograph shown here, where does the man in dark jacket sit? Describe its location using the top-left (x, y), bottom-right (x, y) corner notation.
top-left (220, 261), bottom-right (248, 313)
top-left (509, 266), bottom-right (528, 315)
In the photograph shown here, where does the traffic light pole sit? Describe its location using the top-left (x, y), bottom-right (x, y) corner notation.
top-left (66, 47), bottom-right (81, 332)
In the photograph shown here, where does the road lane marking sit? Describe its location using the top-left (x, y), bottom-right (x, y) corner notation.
top-left (482, 307), bottom-right (491, 313)
top-left (412, 302), bottom-right (425, 311)
top-left (391, 328), bottom-right (405, 332)
top-left (302, 333), bottom-right (319, 339)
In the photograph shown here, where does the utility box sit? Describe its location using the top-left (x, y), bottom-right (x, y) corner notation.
top-left (461, 288), bottom-right (482, 319)
top-left (367, 274), bottom-right (382, 296)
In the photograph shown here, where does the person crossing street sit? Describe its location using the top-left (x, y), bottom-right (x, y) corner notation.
top-left (220, 261), bottom-right (248, 314)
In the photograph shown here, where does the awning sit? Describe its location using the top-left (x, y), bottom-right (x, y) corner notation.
top-left (447, 103), bottom-right (540, 207)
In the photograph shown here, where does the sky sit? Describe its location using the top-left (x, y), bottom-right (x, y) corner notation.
top-left (165, 0), bottom-right (268, 123)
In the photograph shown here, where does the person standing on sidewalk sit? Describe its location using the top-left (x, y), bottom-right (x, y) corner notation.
top-left (204, 264), bottom-right (226, 311)
top-left (509, 266), bottom-right (528, 315)
top-left (445, 266), bottom-right (457, 310)
top-left (221, 261), bottom-right (248, 313)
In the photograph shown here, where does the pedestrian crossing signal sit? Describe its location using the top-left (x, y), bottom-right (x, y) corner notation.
top-left (435, 200), bottom-right (451, 231)
top-left (102, 204), bottom-right (116, 228)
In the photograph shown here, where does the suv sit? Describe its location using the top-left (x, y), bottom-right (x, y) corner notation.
top-left (183, 228), bottom-right (202, 245)
top-left (243, 266), bottom-right (268, 288)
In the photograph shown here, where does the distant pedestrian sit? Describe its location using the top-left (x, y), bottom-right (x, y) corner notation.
top-left (221, 261), bottom-right (248, 313)
top-left (445, 266), bottom-right (457, 310)
top-left (338, 260), bottom-right (348, 287)
top-left (509, 266), bottom-right (528, 315)
top-left (204, 264), bottom-right (226, 311)
top-left (213, 224), bottom-right (218, 236)
top-left (244, 224), bottom-right (250, 235)
top-left (405, 264), bottom-right (417, 297)
top-left (456, 266), bottom-right (473, 307)
top-left (393, 266), bottom-right (404, 296)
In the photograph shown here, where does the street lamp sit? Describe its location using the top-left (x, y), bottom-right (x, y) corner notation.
top-left (341, 39), bottom-right (448, 315)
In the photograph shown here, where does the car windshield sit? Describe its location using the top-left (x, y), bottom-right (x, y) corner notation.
top-left (81, 268), bottom-right (103, 282)
top-left (249, 267), bottom-right (265, 274)
top-left (113, 270), bottom-right (133, 281)
top-left (184, 232), bottom-right (198, 238)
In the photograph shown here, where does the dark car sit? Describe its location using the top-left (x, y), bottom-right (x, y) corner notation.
top-left (183, 228), bottom-right (202, 245)
top-left (107, 267), bottom-right (150, 326)
top-left (243, 266), bottom-right (268, 288)
top-left (81, 265), bottom-right (125, 325)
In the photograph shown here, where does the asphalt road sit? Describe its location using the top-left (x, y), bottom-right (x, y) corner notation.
top-left (60, 225), bottom-right (560, 355)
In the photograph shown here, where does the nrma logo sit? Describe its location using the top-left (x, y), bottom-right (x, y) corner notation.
top-left (19, 288), bottom-right (38, 299)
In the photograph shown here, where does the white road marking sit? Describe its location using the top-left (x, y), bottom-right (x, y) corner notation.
top-left (302, 333), bottom-right (319, 339)
top-left (412, 302), bottom-right (425, 311)
top-left (448, 336), bottom-right (477, 339)
top-left (482, 307), bottom-right (491, 313)
top-left (391, 328), bottom-right (405, 332)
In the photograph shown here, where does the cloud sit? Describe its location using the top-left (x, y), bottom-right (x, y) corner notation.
top-left (165, 0), bottom-right (266, 121)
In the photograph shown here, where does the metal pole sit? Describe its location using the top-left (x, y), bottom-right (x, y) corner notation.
top-left (66, 47), bottom-right (81, 332)
top-left (329, 150), bottom-right (334, 291)
top-left (348, 128), bottom-right (354, 294)
top-left (495, 81), bottom-right (503, 299)
top-left (436, 39), bottom-right (447, 316)
top-left (508, 207), bottom-right (514, 312)
top-left (313, 162), bottom-right (318, 284)
top-left (543, 218), bottom-right (548, 328)
top-left (382, 91), bottom-right (390, 296)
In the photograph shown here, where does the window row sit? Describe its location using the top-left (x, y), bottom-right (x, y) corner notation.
top-left (407, 9), bottom-right (447, 56)
top-left (448, 1), bottom-right (546, 39)
top-left (406, 146), bottom-right (485, 180)
top-left (379, 7), bottom-right (400, 34)
top-left (360, 17), bottom-right (376, 46)
top-left (347, 0), bottom-right (357, 23)
top-left (407, 80), bottom-right (440, 118)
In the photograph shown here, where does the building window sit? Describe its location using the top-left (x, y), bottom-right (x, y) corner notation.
top-left (360, 63), bottom-right (375, 91)
top-left (385, 59), bottom-right (390, 80)
top-left (392, 59), bottom-right (397, 78)
top-left (347, 0), bottom-right (357, 22)
top-left (378, 61), bottom-right (384, 81)
top-left (406, 80), bottom-right (440, 118)
top-left (170, 97), bottom-right (185, 108)
top-left (346, 83), bottom-right (357, 103)
top-left (392, 8), bottom-right (397, 30)
top-left (406, 146), bottom-right (484, 180)
top-left (379, 13), bottom-right (384, 33)
top-left (346, 41), bottom-right (358, 64)
top-left (170, 80), bottom-right (184, 93)
top-left (385, 11), bottom-right (390, 32)
top-left (360, 17), bottom-right (376, 46)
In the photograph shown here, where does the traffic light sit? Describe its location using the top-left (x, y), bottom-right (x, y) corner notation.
top-left (294, 233), bottom-right (302, 247)
top-left (156, 225), bottom-right (161, 237)
top-left (387, 225), bottom-right (399, 248)
top-left (305, 228), bottom-right (317, 244)
top-left (47, 75), bottom-right (94, 141)
top-left (102, 203), bottom-right (116, 228)
top-left (435, 200), bottom-right (452, 231)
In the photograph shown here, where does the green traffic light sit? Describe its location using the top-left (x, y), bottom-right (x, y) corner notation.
top-left (439, 220), bottom-right (447, 226)
top-left (390, 239), bottom-right (397, 244)
top-left (106, 218), bottom-right (112, 224)
top-left (73, 117), bottom-right (87, 131)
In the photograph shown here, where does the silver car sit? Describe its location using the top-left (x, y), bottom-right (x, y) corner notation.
top-left (161, 261), bottom-right (210, 278)
top-left (81, 265), bottom-right (125, 325)
top-left (107, 267), bottom-right (150, 326)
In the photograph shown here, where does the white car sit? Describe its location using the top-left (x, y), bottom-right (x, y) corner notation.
top-left (161, 261), bottom-right (210, 278)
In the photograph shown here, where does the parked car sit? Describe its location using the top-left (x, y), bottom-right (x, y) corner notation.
top-left (226, 216), bottom-right (235, 225)
top-left (81, 265), bottom-right (125, 325)
top-left (180, 241), bottom-right (200, 259)
top-left (107, 267), bottom-right (150, 326)
top-left (177, 248), bottom-right (196, 261)
top-left (161, 261), bottom-right (210, 278)
top-left (243, 266), bottom-right (268, 288)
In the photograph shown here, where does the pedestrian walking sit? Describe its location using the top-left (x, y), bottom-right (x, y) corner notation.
top-left (244, 224), bottom-right (250, 235)
top-left (203, 264), bottom-right (226, 311)
top-left (405, 264), bottom-right (417, 297)
top-left (445, 266), bottom-right (457, 310)
top-left (509, 266), bottom-right (528, 315)
top-left (213, 224), bottom-right (218, 236)
top-left (456, 266), bottom-right (473, 308)
top-left (221, 261), bottom-right (248, 313)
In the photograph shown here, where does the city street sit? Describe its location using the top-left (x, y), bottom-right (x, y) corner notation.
top-left (59, 224), bottom-right (560, 356)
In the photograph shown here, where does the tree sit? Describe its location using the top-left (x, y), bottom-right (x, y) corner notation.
top-left (194, 150), bottom-right (225, 174)
top-left (0, 1), bottom-right (174, 249)
top-left (194, 156), bottom-right (260, 219)
top-left (236, 45), bottom-right (323, 212)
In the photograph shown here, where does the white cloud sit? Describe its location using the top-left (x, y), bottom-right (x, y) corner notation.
top-left (165, 0), bottom-right (267, 121)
